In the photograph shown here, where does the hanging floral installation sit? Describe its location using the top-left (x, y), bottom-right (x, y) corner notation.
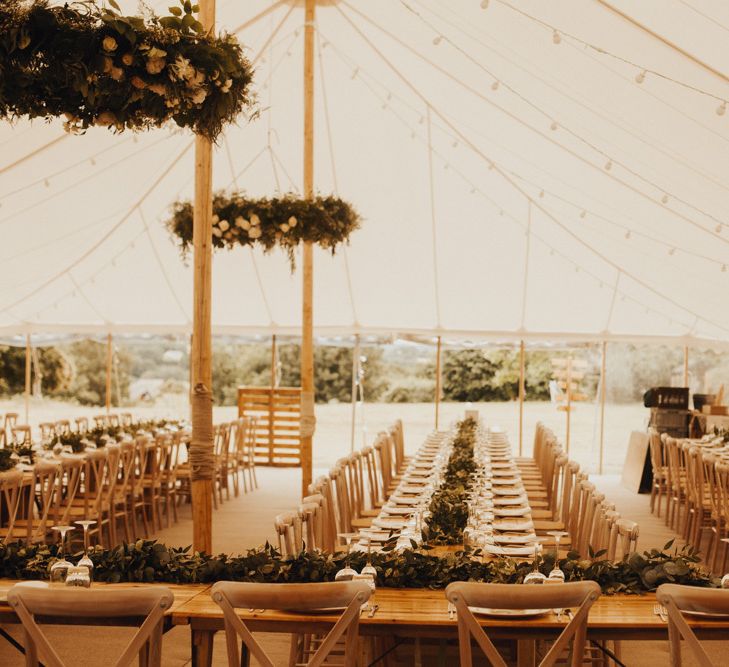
top-left (167, 192), bottom-right (362, 267)
top-left (0, 0), bottom-right (254, 140)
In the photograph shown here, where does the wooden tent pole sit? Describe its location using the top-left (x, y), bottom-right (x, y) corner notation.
top-left (24, 334), bottom-right (31, 423)
top-left (105, 333), bottom-right (113, 414)
top-left (300, 0), bottom-right (316, 498)
top-left (565, 356), bottom-right (572, 455)
top-left (683, 345), bottom-right (689, 387)
top-left (350, 334), bottom-right (360, 453)
top-left (190, 0), bottom-right (216, 554)
top-left (270, 334), bottom-right (277, 388)
top-left (518, 340), bottom-right (525, 456)
top-left (599, 341), bottom-right (607, 475)
top-left (435, 336), bottom-right (442, 429)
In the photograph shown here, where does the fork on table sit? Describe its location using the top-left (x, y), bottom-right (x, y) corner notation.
top-left (447, 602), bottom-right (456, 620)
top-left (653, 603), bottom-right (668, 622)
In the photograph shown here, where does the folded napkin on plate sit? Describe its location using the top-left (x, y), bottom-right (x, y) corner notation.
top-left (398, 484), bottom-right (429, 494)
top-left (382, 505), bottom-right (416, 516)
top-left (492, 533), bottom-right (537, 545)
top-left (372, 517), bottom-right (406, 529)
top-left (482, 544), bottom-right (536, 557)
top-left (491, 477), bottom-right (521, 485)
top-left (492, 495), bottom-right (528, 506)
top-left (493, 506), bottom-right (531, 517)
top-left (389, 495), bottom-right (424, 506)
top-left (493, 519), bottom-right (534, 531)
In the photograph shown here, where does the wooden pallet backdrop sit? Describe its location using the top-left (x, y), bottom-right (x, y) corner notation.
top-left (237, 386), bottom-right (302, 466)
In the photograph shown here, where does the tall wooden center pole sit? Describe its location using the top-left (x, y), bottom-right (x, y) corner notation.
top-left (683, 345), bottom-right (689, 387)
top-left (24, 334), bottom-right (31, 423)
top-left (434, 336), bottom-right (442, 429)
top-left (598, 341), bottom-right (607, 474)
top-left (518, 340), bottom-right (525, 456)
top-left (105, 333), bottom-right (113, 413)
top-left (300, 0), bottom-right (316, 498)
top-left (190, 0), bottom-right (216, 554)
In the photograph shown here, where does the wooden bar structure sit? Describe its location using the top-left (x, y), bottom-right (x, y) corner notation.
top-left (300, 0), bottom-right (316, 498)
top-left (190, 0), bottom-right (216, 554)
top-left (24, 333), bottom-right (31, 423)
top-left (518, 339), bottom-right (525, 456)
top-left (238, 387), bottom-right (302, 466)
top-left (434, 335), bottom-right (442, 429)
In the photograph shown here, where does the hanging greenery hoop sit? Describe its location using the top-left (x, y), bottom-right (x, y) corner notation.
top-left (167, 192), bottom-right (362, 267)
top-left (0, 0), bottom-right (254, 140)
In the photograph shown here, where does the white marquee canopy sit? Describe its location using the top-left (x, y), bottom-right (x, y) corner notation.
top-left (3, 0), bottom-right (729, 346)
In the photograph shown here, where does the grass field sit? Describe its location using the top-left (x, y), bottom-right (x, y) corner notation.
top-left (1, 396), bottom-right (647, 474)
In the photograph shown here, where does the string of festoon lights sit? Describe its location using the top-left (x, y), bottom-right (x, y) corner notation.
top-left (320, 30), bottom-right (729, 278)
top-left (342, 1), bottom-right (729, 245)
top-left (401, 0), bottom-right (729, 237)
top-left (483, 0), bottom-right (729, 114)
top-left (319, 31), bottom-right (700, 333)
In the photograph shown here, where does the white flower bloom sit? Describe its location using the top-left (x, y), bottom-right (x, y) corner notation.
top-left (212, 227), bottom-right (223, 238)
top-left (219, 219), bottom-right (230, 232)
top-left (102, 36), bottom-right (118, 52)
top-left (212, 214), bottom-right (220, 224)
top-left (288, 216), bottom-right (297, 228)
top-left (110, 67), bottom-right (124, 81)
top-left (145, 46), bottom-right (167, 59)
top-left (235, 216), bottom-right (250, 230)
top-left (148, 83), bottom-right (167, 96)
top-left (189, 70), bottom-right (206, 88)
top-left (250, 213), bottom-right (261, 226)
top-left (221, 78), bottom-right (233, 93)
top-left (146, 57), bottom-right (166, 75)
top-left (171, 55), bottom-right (195, 81)
top-left (190, 88), bottom-right (207, 105)
top-left (248, 227), bottom-right (262, 239)
top-left (280, 223), bottom-right (290, 233)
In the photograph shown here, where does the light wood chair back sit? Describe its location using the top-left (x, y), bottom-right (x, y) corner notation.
top-left (657, 584), bottom-right (729, 667)
top-left (29, 461), bottom-right (61, 543)
top-left (330, 463), bottom-right (353, 536)
top-left (39, 422), bottom-right (56, 442)
top-left (55, 456), bottom-right (85, 528)
top-left (4, 412), bottom-right (19, 441)
top-left (274, 511), bottom-right (301, 557)
top-left (299, 498), bottom-right (323, 551)
top-left (211, 580), bottom-right (371, 667)
top-left (567, 472), bottom-right (588, 542)
top-left (446, 581), bottom-right (600, 667)
top-left (11, 424), bottom-right (32, 445)
top-left (8, 582), bottom-right (173, 667)
top-left (0, 469), bottom-right (24, 544)
top-left (120, 412), bottom-right (134, 428)
top-left (388, 419), bottom-right (406, 473)
top-left (75, 417), bottom-right (89, 433)
top-left (54, 420), bottom-right (71, 436)
top-left (93, 414), bottom-right (108, 428)
top-left (308, 476), bottom-right (337, 552)
top-left (575, 480), bottom-right (596, 556)
top-left (608, 518), bottom-right (639, 561)
top-left (559, 461), bottom-right (580, 528)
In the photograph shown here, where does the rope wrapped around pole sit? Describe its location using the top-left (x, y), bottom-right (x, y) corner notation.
top-left (190, 383), bottom-right (215, 481)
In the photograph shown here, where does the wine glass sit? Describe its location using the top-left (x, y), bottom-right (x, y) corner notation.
top-left (50, 525), bottom-right (75, 584)
top-left (75, 520), bottom-right (96, 577)
top-left (721, 539), bottom-right (729, 589)
top-left (523, 542), bottom-right (547, 584)
top-left (546, 531), bottom-right (568, 583)
top-left (361, 537), bottom-right (377, 583)
top-left (335, 532), bottom-right (358, 581)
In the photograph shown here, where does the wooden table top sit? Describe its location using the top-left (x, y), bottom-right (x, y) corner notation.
top-left (169, 586), bottom-right (729, 635)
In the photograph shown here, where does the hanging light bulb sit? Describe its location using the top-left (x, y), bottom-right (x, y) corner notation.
top-left (481, 0), bottom-right (489, 8)
top-left (549, 249), bottom-right (555, 256)
top-left (381, 101), bottom-right (387, 110)
top-left (452, 140), bottom-right (458, 148)
top-left (722, 264), bottom-right (728, 273)
top-left (580, 209), bottom-right (586, 219)
top-left (661, 194), bottom-right (669, 204)
top-left (433, 35), bottom-right (443, 45)
top-left (635, 69), bottom-right (646, 84)
top-left (491, 80), bottom-right (500, 91)
top-left (44, 179), bottom-right (50, 187)
top-left (624, 230), bottom-right (631, 239)
top-left (550, 120), bottom-right (558, 131)
top-left (668, 247), bottom-right (676, 256)
top-left (443, 163), bottom-right (449, 170)
top-left (418, 116), bottom-right (425, 124)
top-left (410, 131), bottom-right (416, 139)
top-left (575, 266), bottom-right (580, 273)
top-left (717, 101), bottom-right (727, 116)
top-left (604, 159), bottom-right (613, 171)
top-left (470, 187), bottom-right (476, 194)
top-left (538, 189), bottom-right (545, 198)
top-left (387, 92), bottom-right (392, 101)
top-left (90, 157), bottom-right (96, 166)
top-left (351, 67), bottom-right (359, 79)
top-left (552, 29), bottom-right (561, 44)
top-left (716, 224), bottom-right (723, 233)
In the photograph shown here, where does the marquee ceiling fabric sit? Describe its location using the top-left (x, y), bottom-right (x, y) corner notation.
top-left (2, 0), bottom-right (729, 346)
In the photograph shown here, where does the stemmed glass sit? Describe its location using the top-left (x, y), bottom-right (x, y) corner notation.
top-left (546, 531), bottom-right (568, 583)
top-left (721, 539), bottom-right (729, 589)
top-left (361, 537), bottom-right (377, 583)
top-left (75, 520), bottom-right (96, 577)
top-left (334, 532), bottom-right (358, 581)
top-left (523, 542), bottom-right (547, 584)
top-left (50, 525), bottom-right (75, 584)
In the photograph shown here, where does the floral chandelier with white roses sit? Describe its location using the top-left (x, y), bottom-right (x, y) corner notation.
top-left (0, 0), bottom-right (254, 140)
top-left (167, 192), bottom-right (362, 267)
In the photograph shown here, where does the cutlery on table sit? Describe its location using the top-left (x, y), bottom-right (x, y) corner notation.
top-left (367, 604), bottom-right (380, 618)
top-left (447, 602), bottom-right (456, 620)
top-left (653, 603), bottom-right (668, 622)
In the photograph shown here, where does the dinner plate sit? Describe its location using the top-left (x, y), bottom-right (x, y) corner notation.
top-left (469, 607), bottom-right (551, 618)
top-left (682, 610), bottom-right (729, 618)
top-left (373, 517), bottom-right (406, 529)
top-left (492, 533), bottom-right (537, 545)
top-left (482, 544), bottom-right (538, 557)
top-left (398, 485), bottom-right (429, 494)
top-left (491, 478), bottom-right (521, 485)
top-left (492, 496), bottom-right (527, 506)
top-left (389, 495), bottom-right (423, 506)
top-left (493, 507), bottom-right (531, 517)
top-left (494, 519), bottom-right (534, 531)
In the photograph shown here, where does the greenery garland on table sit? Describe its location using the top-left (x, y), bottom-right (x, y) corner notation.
top-left (425, 417), bottom-right (477, 544)
top-left (0, 0), bottom-right (254, 140)
top-left (167, 192), bottom-right (362, 268)
top-left (0, 539), bottom-right (719, 595)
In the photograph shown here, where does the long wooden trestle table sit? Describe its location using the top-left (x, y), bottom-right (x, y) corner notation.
top-left (2, 580), bottom-right (729, 666)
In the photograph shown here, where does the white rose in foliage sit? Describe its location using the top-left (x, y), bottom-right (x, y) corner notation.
top-left (250, 213), bottom-right (261, 226)
top-left (248, 227), bottom-right (262, 239)
top-left (288, 215), bottom-right (297, 228)
top-left (212, 227), bottom-right (223, 238)
top-left (280, 223), bottom-right (290, 233)
top-left (212, 214), bottom-right (220, 224)
top-left (102, 36), bottom-right (118, 52)
top-left (190, 88), bottom-right (207, 105)
top-left (235, 216), bottom-right (251, 230)
top-left (219, 219), bottom-right (229, 232)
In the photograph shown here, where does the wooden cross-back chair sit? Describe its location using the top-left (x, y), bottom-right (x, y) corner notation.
top-left (0, 469), bottom-right (25, 544)
top-left (300, 493), bottom-right (325, 551)
top-left (657, 584), bottom-right (729, 667)
top-left (307, 476), bottom-right (337, 553)
top-left (11, 424), bottom-right (32, 446)
top-left (66, 447), bottom-right (113, 547)
top-left (607, 518), bottom-right (639, 561)
top-left (54, 420), bottom-right (71, 436)
top-left (8, 582), bottom-right (174, 667)
top-left (211, 581), bottom-right (371, 667)
top-left (648, 427), bottom-right (668, 517)
top-left (110, 440), bottom-right (136, 543)
top-left (446, 581), bottom-right (600, 667)
top-left (39, 422), bottom-right (56, 442)
top-left (274, 511), bottom-right (302, 557)
top-left (129, 436), bottom-right (152, 538)
top-left (75, 417), bottom-right (89, 433)
top-left (3, 412), bottom-right (19, 445)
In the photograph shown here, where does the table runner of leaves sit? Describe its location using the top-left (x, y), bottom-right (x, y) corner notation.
top-left (0, 539), bottom-right (718, 594)
top-left (425, 417), bottom-right (477, 544)
top-left (0, 0), bottom-right (254, 139)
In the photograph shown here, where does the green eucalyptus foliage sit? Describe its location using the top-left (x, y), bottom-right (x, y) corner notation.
top-left (168, 193), bottom-right (361, 268)
top-left (0, 539), bottom-right (718, 594)
top-left (0, 0), bottom-right (254, 139)
top-left (426, 417), bottom-right (477, 544)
